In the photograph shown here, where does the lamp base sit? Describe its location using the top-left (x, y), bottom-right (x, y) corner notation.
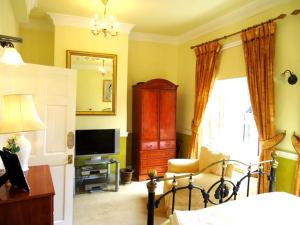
top-left (15, 134), bottom-right (31, 172)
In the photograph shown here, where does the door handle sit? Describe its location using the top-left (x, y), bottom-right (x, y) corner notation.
top-left (67, 131), bottom-right (75, 149)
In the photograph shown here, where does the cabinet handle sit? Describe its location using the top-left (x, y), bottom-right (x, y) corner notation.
top-left (146, 144), bottom-right (152, 148)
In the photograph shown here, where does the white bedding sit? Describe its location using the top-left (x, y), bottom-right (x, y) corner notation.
top-left (164, 192), bottom-right (300, 225)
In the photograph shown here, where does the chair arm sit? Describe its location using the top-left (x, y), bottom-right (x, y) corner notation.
top-left (167, 159), bottom-right (199, 173)
top-left (225, 163), bottom-right (234, 178)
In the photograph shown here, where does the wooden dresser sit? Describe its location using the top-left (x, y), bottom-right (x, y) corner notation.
top-left (132, 79), bottom-right (178, 180)
top-left (0, 165), bottom-right (55, 225)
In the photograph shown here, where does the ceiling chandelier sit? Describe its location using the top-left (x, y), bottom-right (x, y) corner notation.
top-left (91, 0), bottom-right (119, 38)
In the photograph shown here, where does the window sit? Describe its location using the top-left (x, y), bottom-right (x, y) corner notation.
top-left (199, 77), bottom-right (259, 163)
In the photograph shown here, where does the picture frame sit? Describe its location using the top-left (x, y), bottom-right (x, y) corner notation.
top-left (103, 80), bottom-right (112, 102)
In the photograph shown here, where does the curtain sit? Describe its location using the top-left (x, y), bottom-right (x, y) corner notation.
top-left (188, 41), bottom-right (222, 159)
top-left (291, 133), bottom-right (300, 196)
top-left (241, 21), bottom-right (283, 193)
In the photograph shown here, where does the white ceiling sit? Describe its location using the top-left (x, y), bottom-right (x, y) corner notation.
top-left (29, 0), bottom-right (291, 36)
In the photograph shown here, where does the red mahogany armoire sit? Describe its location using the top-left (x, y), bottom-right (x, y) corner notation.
top-left (132, 79), bottom-right (178, 181)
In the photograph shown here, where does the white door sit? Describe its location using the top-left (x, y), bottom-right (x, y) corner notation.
top-left (0, 63), bottom-right (76, 225)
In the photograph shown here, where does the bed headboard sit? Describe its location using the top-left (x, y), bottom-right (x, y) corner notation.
top-left (146, 152), bottom-right (278, 225)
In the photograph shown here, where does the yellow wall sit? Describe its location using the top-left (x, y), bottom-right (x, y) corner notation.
top-left (76, 69), bottom-right (112, 111)
top-left (0, 0), bottom-right (19, 37)
top-left (19, 26), bottom-right (54, 66)
top-left (0, 0), bottom-right (19, 58)
top-left (53, 25), bottom-right (128, 132)
top-left (177, 0), bottom-right (300, 154)
top-left (53, 25), bottom-right (129, 167)
top-left (127, 40), bottom-right (179, 132)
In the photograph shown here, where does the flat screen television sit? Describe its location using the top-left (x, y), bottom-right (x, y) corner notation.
top-left (75, 129), bottom-right (120, 156)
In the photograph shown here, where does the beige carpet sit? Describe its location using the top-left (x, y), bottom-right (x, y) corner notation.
top-left (73, 180), bottom-right (167, 225)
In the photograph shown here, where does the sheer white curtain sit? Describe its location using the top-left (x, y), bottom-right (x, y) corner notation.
top-left (199, 77), bottom-right (259, 163)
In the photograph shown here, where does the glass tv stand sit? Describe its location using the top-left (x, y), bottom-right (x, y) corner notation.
top-left (75, 158), bottom-right (119, 193)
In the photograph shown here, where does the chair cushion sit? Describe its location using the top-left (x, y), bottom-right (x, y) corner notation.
top-left (198, 146), bottom-right (230, 176)
top-left (168, 159), bottom-right (199, 173)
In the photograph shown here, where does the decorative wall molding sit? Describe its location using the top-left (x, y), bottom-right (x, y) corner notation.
top-left (130, 32), bottom-right (180, 45)
top-left (276, 150), bottom-right (298, 161)
top-left (47, 12), bottom-right (135, 34)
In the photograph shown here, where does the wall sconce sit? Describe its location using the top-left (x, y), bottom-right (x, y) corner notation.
top-left (282, 70), bottom-right (298, 85)
top-left (0, 35), bottom-right (24, 66)
top-left (275, 69), bottom-right (298, 85)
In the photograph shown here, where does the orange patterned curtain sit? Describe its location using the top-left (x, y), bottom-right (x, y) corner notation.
top-left (291, 133), bottom-right (300, 196)
top-left (188, 41), bottom-right (222, 159)
top-left (241, 21), bottom-right (278, 193)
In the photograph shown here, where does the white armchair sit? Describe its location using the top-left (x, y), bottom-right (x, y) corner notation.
top-left (163, 146), bottom-right (234, 216)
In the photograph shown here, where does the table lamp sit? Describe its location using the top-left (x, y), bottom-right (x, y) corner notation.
top-left (0, 94), bottom-right (45, 171)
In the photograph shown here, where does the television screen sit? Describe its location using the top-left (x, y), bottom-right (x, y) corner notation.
top-left (75, 129), bottom-right (120, 156)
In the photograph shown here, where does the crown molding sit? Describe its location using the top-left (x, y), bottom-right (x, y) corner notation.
top-left (128, 0), bottom-right (291, 45)
top-left (178, 0), bottom-right (292, 43)
top-left (129, 32), bottom-right (179, 45)
top-left (27, 0), bottom-right (38, 14)
top-left (47, 12), bottom-right (135, 34)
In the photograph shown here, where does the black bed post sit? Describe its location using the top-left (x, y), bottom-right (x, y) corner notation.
top-left (269, 151), bottom-right (278, 192)
top-left (147, 170), bottom-right (157, 225)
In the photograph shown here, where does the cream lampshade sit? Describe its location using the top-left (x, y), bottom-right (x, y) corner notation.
top-left (0, 94), bottom-right (44, 171)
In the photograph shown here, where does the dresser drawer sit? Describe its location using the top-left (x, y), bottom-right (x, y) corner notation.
top-left (141, 141), bottom-right (158, 150)
top-left (140, 158), bottom-right (168, 167)
top-left (160, 140), bottom-right (176, 149)
top-left (140, 165), bottom-right (168, 175)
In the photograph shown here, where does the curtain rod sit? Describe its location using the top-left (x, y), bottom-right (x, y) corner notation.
top-left (190, 13), bottom-right (288, 50)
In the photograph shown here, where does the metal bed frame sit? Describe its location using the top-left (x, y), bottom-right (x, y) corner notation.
top-left (146, 152), bottom-right (278, 225)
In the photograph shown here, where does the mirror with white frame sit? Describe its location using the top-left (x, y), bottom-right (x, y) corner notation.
top-left (66, 50), bottom-right (117, 115)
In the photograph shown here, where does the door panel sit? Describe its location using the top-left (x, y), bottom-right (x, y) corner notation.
top-left (46, 105), bottom-right (67, 153)
top-left (141, 89), bottom-right (158, 140)
top-left (159, 90), bottom-right (176, 140)
top-left (0, 64), bottom-right (76, 225)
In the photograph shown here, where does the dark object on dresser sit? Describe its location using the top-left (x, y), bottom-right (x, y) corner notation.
top-left (0, 149), bottom-right (29, 192)
top-left (132, 79), bottom-right (178, 181)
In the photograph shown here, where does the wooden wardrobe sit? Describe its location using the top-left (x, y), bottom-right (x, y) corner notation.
top-left (132, 79), bottom-right (178, 181)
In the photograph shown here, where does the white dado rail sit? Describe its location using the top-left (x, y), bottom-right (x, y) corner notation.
top-left (276, 150), bottom-right (298, 161)
top-left (120, 130), bottom-right (128, 137)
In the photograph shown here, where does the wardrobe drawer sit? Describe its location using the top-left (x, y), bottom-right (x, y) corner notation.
top-left (141, 141), bottom-right (158, 150)
top-left (160, 140), bottom-right (176, 149)
top-left (140, 158), bottom-right (168, 167)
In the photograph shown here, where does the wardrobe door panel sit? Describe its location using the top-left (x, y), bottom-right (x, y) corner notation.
top-left (159, 90), bottom-right (176, 140)
top-left (141, 89), bottom-right (158, 141)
